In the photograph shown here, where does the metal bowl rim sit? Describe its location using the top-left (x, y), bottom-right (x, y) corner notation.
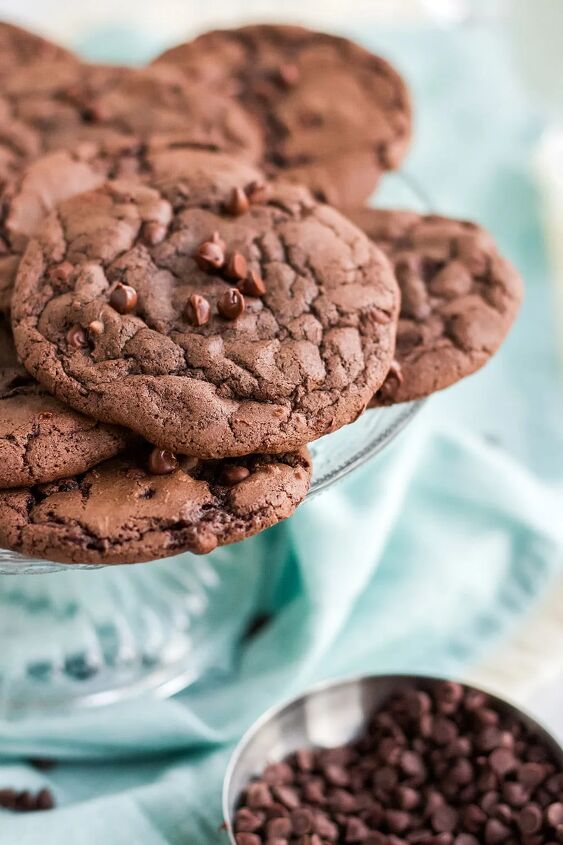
top-left (222, 671), bottom-right (563, 842)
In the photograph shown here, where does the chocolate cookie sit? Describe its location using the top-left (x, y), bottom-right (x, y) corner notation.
top-left (12, 157), bottom-right (399, 458)
top-left (0, 63), bottom-right (263, 312)
top-left (0, 447), bottom-right (312, 564)
top-left (153, 24), bottom-right (412, 206)
top-left (0, 20), bottom-right (76, 79)
top-left (345, 208), bottom-right (523, 404)
top-left (0, 315), bottom-right (130, 488)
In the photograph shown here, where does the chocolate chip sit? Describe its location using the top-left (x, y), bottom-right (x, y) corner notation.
top-left (547, 802), bottom-right (563, 826)
top-left (195, 236), bottom-right (225, 272)
top-left (0, 787), bottom-right (55, 813)
top-left (109, 283), bottom-right (137, 314)
top-left (235, 808), bottom-right (265, 832)
top-left (489, 748), bottom-right (517, 777)
top-left (147, 448), bottom-right (178, 475)
top-left (185, 293), bottom-right (211, 327)
top-left (66, 324), bottom-right (88, 349)
top-left (218, 288), bottom-right (245, 320)
top-left (226, 252), bottom-right (249, 281)
top-left (517, 803), bottom-right (543, 834)
top-left (227, 187), bottom-right (250, 216)
top-left (238, 270), bottom-right (267, 298)
top-left (277, 63), bottom-right (300, 87)
top-left (142, 221), bottom-right (167, 245)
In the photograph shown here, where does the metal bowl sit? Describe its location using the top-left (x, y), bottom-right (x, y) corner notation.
top-left (223, 673), bottom-right (563, 842)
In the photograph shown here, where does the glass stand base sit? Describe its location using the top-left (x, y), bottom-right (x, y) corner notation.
top-left (0, 549), bottom-right (263, 720)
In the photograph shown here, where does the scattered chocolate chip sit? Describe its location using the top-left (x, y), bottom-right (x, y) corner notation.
top-left (218, 288), bottom-right (245, 320)
top-left (222, 465), bottom-right (250, 486)
top-left (195, 236), bottom-right (225, 272)
top-left (66, 324), bottom-right (88, 349)
top-left (147, 448), bottom-right (178, 476)
top-left (0, 787), bottom-right (55, 813)
top-left (227, 187), bottom-right (250, 216)
top-left (109, 283), bottom-right (137, 314)
top-left (238, 271), bottom-right (266, 298)
top-left (28, 758), bottom-right (56, 771)
top-left (142, 221), bottom-right (167, 245)
top-left (185, 293), bottom-right (211, 327)
top-left (226, 252), bottom-right (249, 282)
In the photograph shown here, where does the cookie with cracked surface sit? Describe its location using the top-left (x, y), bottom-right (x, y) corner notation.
top-left (153, 24), bottom-right (412, 206)
top-left (0, 63), bottom-right (262, 312)
top-left (0, 447), bottom-right (312, 564)
top-left (0, 20), bottom-right (76, 79)
top-left (12, 158), bottom-right (399, 458)
top-left (0, 315), bottom-right (130, 488)
top-left (344, 208), bottom-right (523, 405)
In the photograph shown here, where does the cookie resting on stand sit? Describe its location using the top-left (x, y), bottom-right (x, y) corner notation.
top-left (154, 24), bottom-right (412, 206)
top-left (12, 158), bottom-right (399, 458)
top-left (0, 447), bottom-right (312, 564)
top-left (344, 209), bottom-right (523, 405)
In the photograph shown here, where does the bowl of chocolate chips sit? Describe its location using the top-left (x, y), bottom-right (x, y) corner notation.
top-left (223, 674), bottom-right (563, 845)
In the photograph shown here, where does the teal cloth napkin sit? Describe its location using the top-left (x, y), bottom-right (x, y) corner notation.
top-left (1, 20), bottom-right (563, 845)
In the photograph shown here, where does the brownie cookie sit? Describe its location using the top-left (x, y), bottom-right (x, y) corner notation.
top-left (0, 60), bottom-right (262, 199)
top-left (0, 447), bottom-right (312, 564)
top-left (0, 315), bottom-right (130, 488)
top-left (345, 208), bottom-right (523, 405)
top-left (154, 24), bottom-right (412, 206)
top-left (0, 20), bottom-right (76, 80)
top-left (0, 63), bottom-right (263, 312)
top-left (12, 157), bottom-right (399, 458)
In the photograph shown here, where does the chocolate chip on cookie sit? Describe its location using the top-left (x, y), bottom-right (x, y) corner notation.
top-left (153, 24), bottom-right (412, 206)
top-left (12, 156), bottom-right (399, 458)
top-left (344, 208), bottom-right (523, 405)
top-left (0, 316), bottom-right (130, 489)
top-left (0, 448), bottom-right (312, 564)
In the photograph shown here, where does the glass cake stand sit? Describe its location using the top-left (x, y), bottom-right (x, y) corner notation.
top-left (0, 172), bottom-right (428, 719)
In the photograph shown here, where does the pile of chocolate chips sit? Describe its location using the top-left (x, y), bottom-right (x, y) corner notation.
top-left (234, 681), bottom-right (563, 844)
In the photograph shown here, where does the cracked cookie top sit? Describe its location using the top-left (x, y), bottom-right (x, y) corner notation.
top-left (0, 447), bottom-right (312, 564)
top-left (0, 62), bottom-right (263, 312)
top-left (154, 24), bottom-right (412, 206)
top-left (345, 208), bottom-right (524, 405)
top-left (12, 152), bottom-right (399, 458)
top-left (0, 315), bottom-right (130, 488)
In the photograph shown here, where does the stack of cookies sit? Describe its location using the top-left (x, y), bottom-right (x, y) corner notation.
top-left (0, 21), bottom-right (523, 565)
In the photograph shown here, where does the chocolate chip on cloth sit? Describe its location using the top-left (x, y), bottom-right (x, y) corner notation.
top-left (0, 447), bottom-right (312, 564)
top-left (12, 159), bottom-right (399, 458)
top-left (344, 208), bottom-right (523, 405)
top-left (0, 315), bottom-right (130, 489)
top-left (235, 681), bottom-right (563, 844)
top-left (0, 20), bottom-right (76, 80)
top-left (153, 24), bottom-right (412, 206)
